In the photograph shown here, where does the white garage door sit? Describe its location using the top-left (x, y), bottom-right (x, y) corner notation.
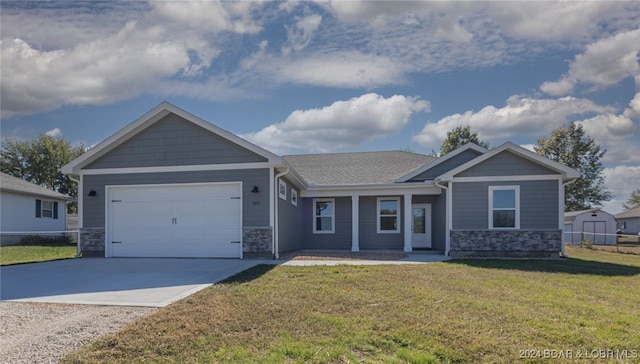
top-left (106, 183), bottom-right (242, 258)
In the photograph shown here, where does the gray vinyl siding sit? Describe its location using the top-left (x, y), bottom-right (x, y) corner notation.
top-left (452, 180), bottom-right (559, 230)
top-left (82, 169), bottom-right (270, 228)
top-left (359, 196), bottom-right (404, 250)
top-left (302, 197), bottom-right (352, 249)
top-left (86, 114), bottom-right (267, 169)
top-left (409, 149), bottom-right (483, 181)
top-left (277, 176), bottom-right (303, 253)
top-left (456, 151), bottom-right (559, 177)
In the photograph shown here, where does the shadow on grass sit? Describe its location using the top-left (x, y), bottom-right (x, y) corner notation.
top-left (446, 258), bottom-right (640, 277)
top-left (219, 264), bottom-right (278, 284)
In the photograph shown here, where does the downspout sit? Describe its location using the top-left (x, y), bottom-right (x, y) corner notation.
top-left (273, 165), bottom-right (290, 260)
top-left (560, 178), bottom-right (578, 258)
top-left (434, 178), bottom-right (450, 256)
top-left (68, 175), bottom-right (82, 257)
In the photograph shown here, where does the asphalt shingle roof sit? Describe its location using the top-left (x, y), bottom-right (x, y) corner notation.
top-left (615, 207), bottom-right (640, 219)
top-left (283, 151), bottom-right (434, 186)
top-left (0, 172), bottom-right (71, 200)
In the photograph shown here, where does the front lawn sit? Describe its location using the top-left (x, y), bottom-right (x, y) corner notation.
top-left (64, 248), bottom-right (640, 363)
top-left (0, 239), bottom-right (77, 266)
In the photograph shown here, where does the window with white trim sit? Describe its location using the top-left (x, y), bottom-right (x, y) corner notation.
top-left (291, 189), bottom-right (298, 206)
top-left (278, 179), bottom-right (287, 200)
top-left (377, 197), bottom-right (400, 233)
top-left (489, 186), bottom-right (519, 229)
top-left (313, 198), bottom-right (334, 233)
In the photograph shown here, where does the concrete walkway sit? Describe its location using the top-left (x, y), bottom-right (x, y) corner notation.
top-left (273, 253), bottom-right (450, 266)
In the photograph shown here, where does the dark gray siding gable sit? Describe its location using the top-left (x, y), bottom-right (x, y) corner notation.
top-left (456, 151), bottom-right (559, 177)
top-left (83, 169), bottom-right (270, 228)
top-left (410, 149), bottom-right (483, 181)
top-left (86, 113), bottom-right (267, 169)
top-left (452, 180), bottom-right (559, 230)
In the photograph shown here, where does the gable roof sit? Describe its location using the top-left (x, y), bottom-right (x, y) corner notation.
top-left (436, 142), bottom-right (581, 182)
top-left (615, 207), bottom-right (640, 219)
top-left (564, 209), bottom-right (612, 223)
top-left (284, 151), bottom-right (434, 186)
top-left (397, 143), bottom-right (487, 182)
top-left (61, 102), bottom-right (283, 174)
top-left (0, 172), bottom-right (72, 201)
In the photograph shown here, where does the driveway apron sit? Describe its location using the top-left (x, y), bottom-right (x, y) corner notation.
top-left (0, 258), bottom-right (262, 307)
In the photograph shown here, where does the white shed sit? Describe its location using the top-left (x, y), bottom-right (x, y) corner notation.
top-left (564, 209), bottom-right (617, 245)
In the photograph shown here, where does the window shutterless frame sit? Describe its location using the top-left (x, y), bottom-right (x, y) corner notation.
top-left (313, 198), bottom-right (335, 234)
top-left (377, 197), bottom-right (401, 233)
top-left (488, 186), bottom-right (520, 229)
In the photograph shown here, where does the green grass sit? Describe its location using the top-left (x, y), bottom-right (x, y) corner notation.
top-left (0, 241), bottom-right (77, 265)
top-left (64, 248), bottom-right (640, 363)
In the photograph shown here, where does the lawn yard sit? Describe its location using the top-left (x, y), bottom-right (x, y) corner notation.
top-left (64, 248), bottom-right (640, 363)
top-left (0, 239), bottom-right (77, 266)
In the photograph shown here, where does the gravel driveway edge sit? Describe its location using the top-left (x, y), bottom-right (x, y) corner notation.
top-left (0, 301), bottom-right (157, 364)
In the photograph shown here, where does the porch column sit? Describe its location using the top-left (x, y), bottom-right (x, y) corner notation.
top-left (403, 194), bottom-right (412, 252)
top-left (351, 195), bottom-right (359, 252)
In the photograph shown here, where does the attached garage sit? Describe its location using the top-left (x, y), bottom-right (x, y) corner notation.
top-left (106, 182), bottom-right (243, 258)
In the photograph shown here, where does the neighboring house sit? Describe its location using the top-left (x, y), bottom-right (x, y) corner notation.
top-left (0, 172), bottom-right (71, 245)
top-left (564, 209), bottom-right (617, 245)
top-left (615, 207), bottom-right (640, 235)
top-left (61, 102), bottom-right (580, 259)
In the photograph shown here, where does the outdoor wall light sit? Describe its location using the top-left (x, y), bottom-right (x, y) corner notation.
top-left (251, 185), bottom-right (260, 193)
top-left (87, 190), bottom-right (97, 197)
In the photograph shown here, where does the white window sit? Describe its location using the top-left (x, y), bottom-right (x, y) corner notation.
top-left (377, 197), bottom-right (400, 233)
top-left (291, 189), bottom-right (298, 206)
top-left (489, 186), bottom-right (520, 229)
top-left (42, 200), bottom-right (54, 218)
top-left (278, 179), bottom-right (287, 200)
top-left (313, 198), bottom-right (334, 234)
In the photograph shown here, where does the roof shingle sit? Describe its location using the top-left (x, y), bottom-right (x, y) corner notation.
top-left (283, 151), bottom-right (434, 186)
top-left (1, 172), bottom-right (71, 200)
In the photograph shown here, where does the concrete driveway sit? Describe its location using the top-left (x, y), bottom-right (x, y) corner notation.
top-left (0, 258), bottom-right (263, 307)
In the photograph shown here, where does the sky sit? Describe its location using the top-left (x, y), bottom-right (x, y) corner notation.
top-left (1, 1), bottom-right (639, 214)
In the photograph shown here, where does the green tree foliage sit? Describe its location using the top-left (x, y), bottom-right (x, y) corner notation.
top-left (439, 125), bottom-right (490, 156)
top-left (623, 189), bottom-right (640, 210)
top-left (534, 123), bottom-right (611, 211)
top-left (1, 134), bottom-right (85, 212)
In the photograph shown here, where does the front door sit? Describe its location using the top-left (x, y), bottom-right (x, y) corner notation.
top-left (412, 204), bottom-right (432, 249)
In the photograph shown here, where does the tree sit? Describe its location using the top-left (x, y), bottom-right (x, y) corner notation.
top-left (439, 125), bottom-right (490, 156)
top-left (534, 123), bottom-right (611, 211)
top-left (1, 134), bottom-right (85, 212)
top-left (623, 189), bottom-right (640, 210)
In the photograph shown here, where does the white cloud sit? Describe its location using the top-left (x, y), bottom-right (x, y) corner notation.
top-left (151, 0), bottom-right (262, 34)
top-left (413, 95), bottom-right (613, 148)
top-left (243, 93), bottom-right (430, 153)
top-left (282, 14), bottom-right (322, 55)
top-left (45, 128), bottom-right (61, 137)
top-left (0, 23), bottom-right (198, 117)
top-left (576, 114), bottom-right (637, 142)
top-left (490, 2), bottom-right (631, 41)
top-left (541, 28), bottom-right (640, 96)
top-left (602, 166), bottom-right (640, 214)
top-left (273, 52), bottom-right (405, 88)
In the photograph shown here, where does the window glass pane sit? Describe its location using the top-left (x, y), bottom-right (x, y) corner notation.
top-left (493, 189), bottom-right (515, 209)
top-left (316, 201), bottom-right (333, 216)
top-left (316, 217), bottom-right (333, 231)
top-left (42, 201), bottom-right (53, 209)
top-left (413, 208), bottom-right (425, 234)
top-left (379, 200), bottom-right (397, 215)
top-left (380, 216), bottom-right (398, 231)
top-left (493, 210), bottom-right (515, 228)
top-left (42, 209), bottom-right (53, 218)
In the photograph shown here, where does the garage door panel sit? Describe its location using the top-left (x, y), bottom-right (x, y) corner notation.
top-left (108, 183), bottom-right (242, 258)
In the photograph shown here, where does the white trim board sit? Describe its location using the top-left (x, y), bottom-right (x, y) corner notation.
top-left (78, 163), bottom-right (272, 175)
